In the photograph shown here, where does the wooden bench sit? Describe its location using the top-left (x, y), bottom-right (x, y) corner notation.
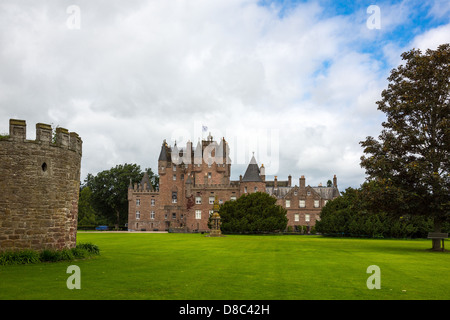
top-left (427, 232), bottom-right (448, 251)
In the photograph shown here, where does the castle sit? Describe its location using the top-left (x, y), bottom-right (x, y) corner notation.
top-left (128, 134), bottom-right (339, 233)
top-left (0, 119), bottom-right (82, 251)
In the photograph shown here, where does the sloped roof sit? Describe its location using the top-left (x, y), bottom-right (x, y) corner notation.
top-left (312, 187), bottom-right (340, 200)
top-left (242, 155), bottom-right (262, 182)
top-left (158, 141), bottom-right (170, 162)
top-left (265, 186), bottom-right (291, 198)
top-left (140, 172), bottom-right (154, 191)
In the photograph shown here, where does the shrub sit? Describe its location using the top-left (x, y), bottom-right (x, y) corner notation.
top-left (0, 250), bottom-right (40, 265)
top-left (219, 192), bottom-right (288, 234)
top-left (0, 243), bottom-right (100, 265)
top-left (77, 242), bottom-right (100, 255)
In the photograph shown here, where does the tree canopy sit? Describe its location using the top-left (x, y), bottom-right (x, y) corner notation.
top-left (217, 192), bottom-right (288, 233)
top-left (359, 44), bottom-right (449, 249)
top-left (83, 164), bottom-right (158, 228)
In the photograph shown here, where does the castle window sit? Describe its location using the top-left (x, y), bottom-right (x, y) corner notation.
top-left (136, 199), bottom-right (140, 206)
top-left (314, 200), bottom-right (319, 208)
top-left (295, 214), bottom-right (299, 222)
top-left (286, 200), bottom-right (290, 208)
top-left (150, 211), bottom-right (155, 219)
top-left (230, 196), bottom-right (237, 201)
top-left (151, 199), bottom-right (155, 206)
top-left (307, 191), bottom-right (311, 196)
top-left (172, 192), bottom-right (177, 203)
top-left (195, 210), bottom-right (202, 219)
top-left (208, 172), bottom-right (212, 179)
top-left (41, 162), bottom-right (47, 172)
top-left (195, 196), bottom-right (202, 204)
top-left (294, 191), bottom-right (298, 196)
top-left (165, 214), bottom-right (168, 220)
top-left (173, 165), bottom-right (176, 171)
top-left (173, 174), bottom-right (176, 181)
top-left (209, 196), bottom-right (215, 204)
top-left (244, 187), bottom-right (247, 193)
top-left (254, 187), bottom-right (258, 192)
top-left (136, 211), bottom-right (140, 220)
top-left (299, 200), bottom-right (305, 208)
top-left (324, 200), bottom-right (328, 206)
top-left (305, 214), bottom-right (310, 222)
top-left (172, 213), bottom-right (176, 219)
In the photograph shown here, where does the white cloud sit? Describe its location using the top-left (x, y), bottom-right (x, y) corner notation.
top-left (0, 0), bottom-right (447, 190)
top-left (410, 24), bottom-right (450, 51)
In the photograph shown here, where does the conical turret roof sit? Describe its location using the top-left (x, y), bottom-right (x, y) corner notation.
top-left (242, 155), bottom-right (262, 182)
top-left (158, 140), bottom-right (169, 162)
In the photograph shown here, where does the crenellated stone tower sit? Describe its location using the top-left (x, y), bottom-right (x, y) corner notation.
top-left (0, 119), bottom-right (82, 251)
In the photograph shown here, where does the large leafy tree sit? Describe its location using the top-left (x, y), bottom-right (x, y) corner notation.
top-left (84, 164), bottom-right (158, 229)
top-left (360, 44), bottom-right (449, 250)
top-left (78, 186), bottom-right (98, 226)
top-left (218, 192), bottom-right (288, 233)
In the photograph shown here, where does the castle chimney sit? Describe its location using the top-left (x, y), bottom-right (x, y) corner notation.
top-left (300, 175), bottom-right (305, 189)
top-left (260, 164), bottom-right (265, 181)
top-left (333, 175), bottom-right (337, 188)
top-left (274, 176), bottom-right (278, 189)
top-left (288, 175), bottom-right (292, 187)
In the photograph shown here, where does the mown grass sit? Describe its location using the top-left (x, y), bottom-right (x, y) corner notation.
top-left (0, 233), bottom-right (448, 300)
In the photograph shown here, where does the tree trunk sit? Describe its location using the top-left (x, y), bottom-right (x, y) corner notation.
top-left (115, 209), bottom-right (120, 231)
top-left (431, 219), bottom-right (443, 251)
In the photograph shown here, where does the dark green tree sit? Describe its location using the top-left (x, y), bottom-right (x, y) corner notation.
top-left (84, 164), bottom-right (158, 229)
top-left (360, 44), bottom-right (450, 250)
top-left (218, 192), bottom-right (288, 233)
top-left (315, 183), bottom-right (439, 238)
top-left (77, 186), bottom-right (98, 227)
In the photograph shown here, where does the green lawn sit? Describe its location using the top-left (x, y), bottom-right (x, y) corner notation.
top-left (0, 233), bottom-right (448, 300)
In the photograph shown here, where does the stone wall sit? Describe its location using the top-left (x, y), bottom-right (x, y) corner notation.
top-left (0, 119), bottom-right (82, 251)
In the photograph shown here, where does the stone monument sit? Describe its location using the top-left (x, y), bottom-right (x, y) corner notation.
top-left (208, 196), bottom-right (223, 237)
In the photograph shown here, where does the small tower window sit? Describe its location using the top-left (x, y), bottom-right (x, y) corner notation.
top-left (172, 192), bottom-right (177, 203)
top-left (41, 162), bottom-right (47, 172)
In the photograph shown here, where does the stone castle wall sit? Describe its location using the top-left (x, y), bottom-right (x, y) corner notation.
top-left (0, 119), bottom-right (82, 251)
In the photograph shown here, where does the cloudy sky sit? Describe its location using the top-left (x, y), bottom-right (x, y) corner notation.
top-left (0, 0), bottom-right (449, 190)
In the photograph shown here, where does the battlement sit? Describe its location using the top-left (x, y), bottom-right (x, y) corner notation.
top-left (192, 183), bottom-right (240, 190)
top-left (4, 119), bottom-right (82, 155)
top-left (0, 118), bottom-right (82, 252)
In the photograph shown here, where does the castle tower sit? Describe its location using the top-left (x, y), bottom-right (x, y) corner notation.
top-left (0, 119), bottom-right (82, 252)
top-left (240, 154), bottom-right (266, 194)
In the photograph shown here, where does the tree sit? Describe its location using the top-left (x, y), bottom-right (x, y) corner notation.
top-left (84, 164), bottom-right (158, 229)
top-left (218, 192), bottom-right (288, 233)
top-left (315, 183), bottom-right (438, 238)
top-left (360, 44), bottom-right (450, 250)
top-left (77, 186), bottom-right (98, 227)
